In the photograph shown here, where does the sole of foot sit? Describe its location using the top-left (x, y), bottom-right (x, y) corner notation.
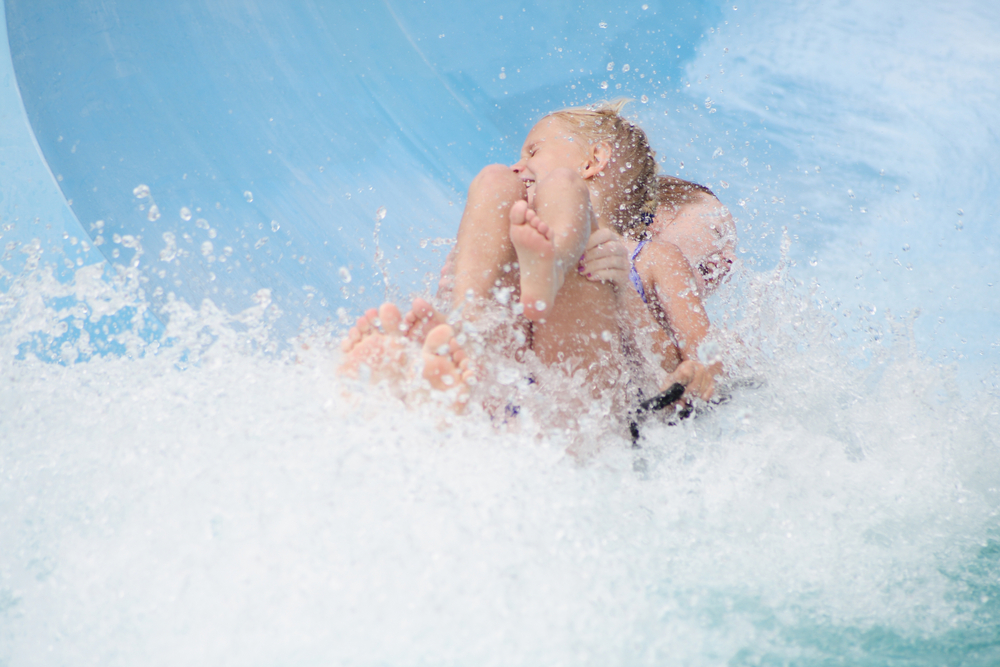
top-left (338, 302), bottom-right (408, 379)
top-left (422, 324), bottom-right (474, 402)
top-left (509, 199), bottom-right (559, 321)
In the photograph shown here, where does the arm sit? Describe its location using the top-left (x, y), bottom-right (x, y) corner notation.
top-left (637, 241), bottom-right (722, 401)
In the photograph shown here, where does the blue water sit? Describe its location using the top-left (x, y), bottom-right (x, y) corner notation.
top-left (1, 1), bottom-right (998, 665)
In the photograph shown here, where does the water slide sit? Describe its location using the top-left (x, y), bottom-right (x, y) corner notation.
top-left (2, 0), bottom-right (999, 664)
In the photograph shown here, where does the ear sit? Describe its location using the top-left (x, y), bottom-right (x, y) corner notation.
top-left (581, 141), bottom-right (612, 179)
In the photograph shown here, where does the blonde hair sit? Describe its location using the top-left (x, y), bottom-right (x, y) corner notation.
top-left (547, 99), bottom-right (658, 239)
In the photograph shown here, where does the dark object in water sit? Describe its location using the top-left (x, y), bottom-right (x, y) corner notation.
top-left (629, 382), bottom-right (687, 448)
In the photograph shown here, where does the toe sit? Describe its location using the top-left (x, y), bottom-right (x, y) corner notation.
top-left (378, 302), bottom-right (403, 335)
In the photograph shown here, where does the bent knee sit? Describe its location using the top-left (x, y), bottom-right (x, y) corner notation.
top-left (470, 164), bottom-right (524, 200)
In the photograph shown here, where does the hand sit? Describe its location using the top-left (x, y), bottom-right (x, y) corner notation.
top-left (664, 359), bottom-right (721, 402)
top-left (579, 228), bottom-right (630, 288)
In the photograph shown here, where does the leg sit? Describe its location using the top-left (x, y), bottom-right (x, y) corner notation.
top-left (450, 164), bottom-right (525, 311)
top-left (509, 167), bottom-right (593, 321)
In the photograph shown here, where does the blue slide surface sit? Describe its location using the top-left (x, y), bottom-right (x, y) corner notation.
top-left (3, 0), bottom-right (712, 334)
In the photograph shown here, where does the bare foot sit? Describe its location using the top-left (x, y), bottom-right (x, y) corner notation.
top-left (421, 324), bottom-right (475, 406)
top-left (339, 302), bottom-right (410, 381)
top-left (401, 297), bottom-right (448, 345)
top-left (509, 200), bottom-right (561, 321)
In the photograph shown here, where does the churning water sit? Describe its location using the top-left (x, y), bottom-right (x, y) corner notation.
top-left (2, 0), bottom-right (999, 665)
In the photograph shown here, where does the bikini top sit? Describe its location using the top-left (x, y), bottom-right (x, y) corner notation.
top-left (629, 211), bottom-right (655, 304)
top-left (629, 239), bottom-right (649, 304)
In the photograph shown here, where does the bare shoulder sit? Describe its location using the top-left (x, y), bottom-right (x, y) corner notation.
top-left (634, 236), bottom-right (696, 284)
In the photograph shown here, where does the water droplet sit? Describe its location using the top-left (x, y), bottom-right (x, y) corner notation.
top-left (339, 267), bottom-right (352, 283)
top-left (599, 22), bottom-right (608, 29)
top-left (809, 257), bottom-right (818, 266)
top-left (159, 232), bottom-right (177, 262)
top-left (606, 61), bottom-right (615, 71)
top-left (642, 3), bottom-right (649, 8)
top-left (913, 192), bottom-right (920, 200)
top-left (180, 207), bottom-right (192, 221)
top-left (957, 208), bottom-right (964, 216)
top-left (712, 147), bottom-right (724, 158)
top-left (622, 64), bottom-right (630, 72)
top-left (534, 300), bottom-right (547, 312)
top-left (902, 244), bottom-right (910, 252)
top-left (499, 71), bottom-right (506, 80)
top-left (201, 241), bottom-right (213, 257)
top-left (147, 204), bottom-right (161, 222)
top-left (640, 95), bottom-right (649, 104)
top-left (601, 330), bottom-right (613, 342)
top-left (243, 190), bottom-right (253, 203)
top-left (679, 161), bottom-right (684, 169)
top-left (254, 237), bottom-right (268, 249)
top-left (271, 220), bottom-right (280, 232)
top-left (847, 189), bottom-right (855, 199)
top-left (600, 81), bottom-right (608, 90)
top-left (376, 206), bottom-right (387, 220)
top-left (195, 218), bottom-right (209, 230)
top-left (720, 181), bottom-right (730, 189)
top-left (133, 184), bottom-right (150, 199)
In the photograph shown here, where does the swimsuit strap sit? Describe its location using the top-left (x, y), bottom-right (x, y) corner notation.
top-left (629, 238), bottom-right (650, 304)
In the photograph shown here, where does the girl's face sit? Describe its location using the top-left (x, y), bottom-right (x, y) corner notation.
top-left (510, 117), bottom-right (591, 204)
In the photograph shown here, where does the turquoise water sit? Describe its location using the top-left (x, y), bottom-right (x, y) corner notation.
top-left (1, 0), bottom-right (998, 665)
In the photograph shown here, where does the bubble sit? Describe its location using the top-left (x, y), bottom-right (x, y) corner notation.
top-left (254, 237), bottom-right (269, 249)
top-left (159, 232), bottom-right (177, 262)
top-left (600, 81), bottom-right (609, 90)
top-left (720, 181), bottom-right (730, 189)
top-left (271, 220), bottom-right (280, 232)
top-left (376, 206), bottom-right (387, 220)
top-left (599, 22), bottom-right (608, 29)
top-left (243, 191), bottom-right (253, 203)
top-left (957, 208), bottom-right (964, 216)
top-left (339, 267), bottom-right (352, 283)
top-left (903, 244), bottom-right (910, 252)
top-left (642, 4), bottom-right (649, 9)
top-left (534, 300), bottom-right (547, 312)
top-left (622, 64), bottom-right (630, 72)
top-left (606, 62), bottom-right (615, 71)
top-left (132, 184), bottom-right (150, 199)
top-left (147, 204), bottom-right (161, 222)
top-left (201, 241), bottom-right (213, 257)
top-left (499, 70), bottom-right (506, 80)
top-left (195, 218), bottom-right (209, 230)
top-left (809, 257), bottom-right (818, 266)
top-left (180, 207), bottom-right (192, 221)
top-left (640, 95), bottom-right (649, 104)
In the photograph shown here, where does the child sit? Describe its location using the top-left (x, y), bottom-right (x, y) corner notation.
top-left (578, 175), bottom-right (737, 401)
top-left (342, 101), bottom-right (722, 413)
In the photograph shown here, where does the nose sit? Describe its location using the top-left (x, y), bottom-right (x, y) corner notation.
top-left (510, 158), bottom-right (525, 174)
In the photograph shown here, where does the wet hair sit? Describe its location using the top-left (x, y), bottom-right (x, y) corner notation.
top-left (653, 175), bottom-right (736, 292)
top-left (654, 175), bottom-right (716, 213)
top-left (547, 99), bottom-right (658, 239)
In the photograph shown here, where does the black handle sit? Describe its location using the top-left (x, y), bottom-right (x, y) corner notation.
top-left (629, 382), bottom-right (686, 448)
